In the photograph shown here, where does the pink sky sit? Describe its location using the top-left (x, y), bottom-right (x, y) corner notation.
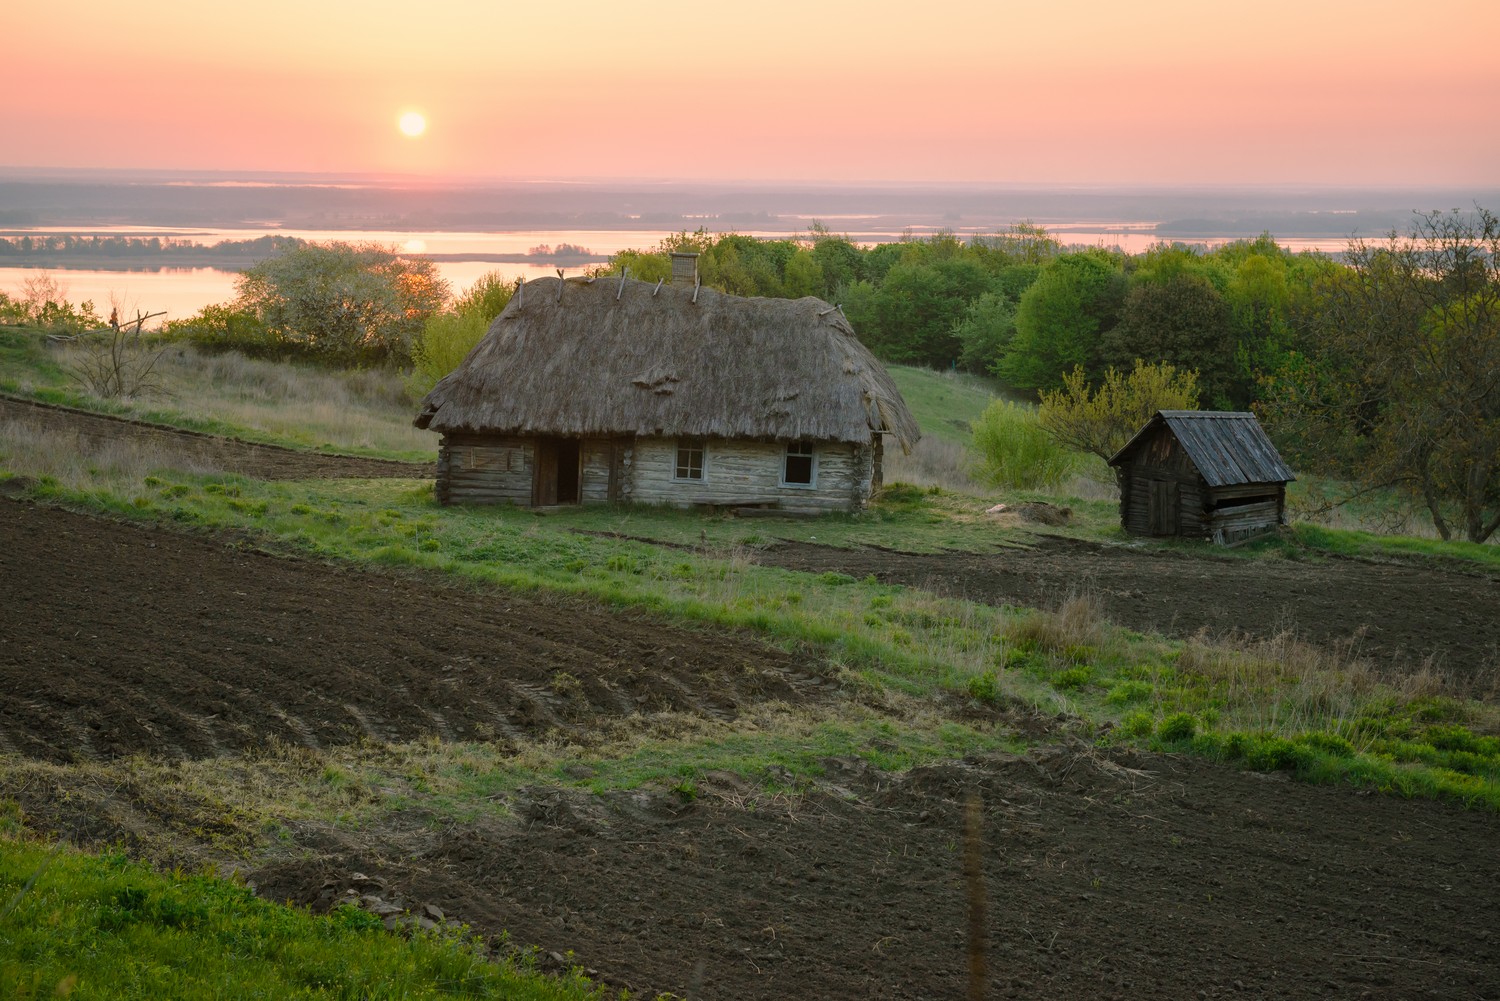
top-left (5, 0), bottom-right (1497, 186)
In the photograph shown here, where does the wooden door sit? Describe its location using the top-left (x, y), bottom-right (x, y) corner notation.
top-left (533, 439), bottom-right (559, 506)
top-left (1148, 479), bottom-right (1179, 536)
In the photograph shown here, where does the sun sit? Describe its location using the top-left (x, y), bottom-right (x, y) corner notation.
top-left (398, 111), bottom-right (427, 138)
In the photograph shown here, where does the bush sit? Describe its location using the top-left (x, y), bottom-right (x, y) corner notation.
top-left (407, 272), bottom-right (515, 395)
top-left (1120, 711), bottom-right (1154, 738)
top-left (408, 309), bottom-right (490, 396)
top-left (1038, 360), bottom-right (1200, 461)
top-left (970, 399), bottom-right (1078, 490)
top-left (161, 304), bottom-right (275, 357)
top-left (1158, 712), bottom-right (1198, 742)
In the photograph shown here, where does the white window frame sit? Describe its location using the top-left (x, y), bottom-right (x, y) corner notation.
top-left (673, 438), bottom-right (707, 482)
top-left (780, 440), bottom-right (817, 488)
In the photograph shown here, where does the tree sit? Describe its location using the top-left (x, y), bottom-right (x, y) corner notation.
top-left (1260, 207), bottom-right (1500, 543)
top-left (997, 250), bottom-right (1124, 392)
top-left (408, 271), bottom-right (515, 395)
top-left (236, 242), bottom-right (449, 366)
top-left (1101, 269), bottom-right (1231, 405)
top-left (953, 292), bottom-right (1016, 375)
top-left (870, 257), bottom-right (992, 366)
top-left (1038, 361), bottom-right (1200, 461)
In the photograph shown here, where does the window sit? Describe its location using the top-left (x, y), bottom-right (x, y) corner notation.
top-left (782, 440), bottom-right (815, 486)
top-left (674, 439), bottom-right (705, 480)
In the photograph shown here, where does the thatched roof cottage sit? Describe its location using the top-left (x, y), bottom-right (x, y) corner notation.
top-left (414, 255), bottom-right (919, 512)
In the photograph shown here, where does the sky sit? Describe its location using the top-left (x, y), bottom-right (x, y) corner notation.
top-left (5, 0), bottom-right (1498, 187)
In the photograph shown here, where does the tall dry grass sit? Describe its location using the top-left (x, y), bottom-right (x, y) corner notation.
top-left (52, 343), bottom-right (432, 457)
top-left (0, 421), bottom-right (221, 492)
top-left (884, 436), bottom-right (980, 493)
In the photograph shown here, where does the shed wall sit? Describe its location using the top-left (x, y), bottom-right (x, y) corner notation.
top-left (1117, 425), bottom-right (1286, 540)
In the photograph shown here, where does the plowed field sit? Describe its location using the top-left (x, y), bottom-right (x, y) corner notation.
top-left (757, 538), bottom-right (1500, 683)
top-left (2, 402), bottom-right (1498, 999)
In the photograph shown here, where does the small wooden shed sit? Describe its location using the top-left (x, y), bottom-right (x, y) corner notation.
top-left (1108, 410), bottom-right (1294, 543)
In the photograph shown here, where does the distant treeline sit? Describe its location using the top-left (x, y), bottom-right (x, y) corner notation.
top-left (0, 233), bottom-right (610, 266)
top-left (0, 234), bottom-right (308, 260)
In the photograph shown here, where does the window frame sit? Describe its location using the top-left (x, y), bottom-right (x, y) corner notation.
top-left (673, 438), bottom-right (707, 482)
top-left (780, 439), bottom-right (817, 488)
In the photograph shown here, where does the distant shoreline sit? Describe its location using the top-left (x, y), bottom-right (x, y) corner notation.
top-left (0, 250), bottom-right (612, 272)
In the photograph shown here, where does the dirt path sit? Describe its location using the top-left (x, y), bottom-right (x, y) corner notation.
top-left (0, 394), bottom-right (434, 479)
top-left (756, 537), bottom-right (1500, 683)
top-left (3, 501), bottom-right (1498, 999)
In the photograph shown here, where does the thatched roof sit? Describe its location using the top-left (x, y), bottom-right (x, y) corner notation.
top-left (1109, 410), bottom-right (1295, 487)
top-left (415, 275), bottom-right (920, 451)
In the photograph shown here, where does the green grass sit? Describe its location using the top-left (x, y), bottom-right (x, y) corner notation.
top-left (1290, 523), bottom-right (1500, 570)
top-left (884, 364), bottom-right (1008, 447)
top-left (0, 835), bottom-right (611, 1001)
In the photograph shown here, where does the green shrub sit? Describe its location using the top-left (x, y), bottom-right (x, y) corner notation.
top-left (1296, 731), bottom-right (1356, 758)
top-left (409, 309), bottom-right (491, 396)
top-left (161, 304), bottom-right (276, 357)
top-left (1105, 680), bottom-right (1153, 705)
top-left (967, 671), bottom-right (1003, 705)
top-left (1159, 712), bottom-right (1198, 742)
top-left (1053, 665), bottom-right (1094, 691)
top-left (970, 399), bottom-right (1078, 490)
top-left (1120, 711), bottom-right (1154, 738)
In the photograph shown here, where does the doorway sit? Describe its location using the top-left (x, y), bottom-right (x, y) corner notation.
top-left (533, 437), bottom-right (581, 505)
top-left (1148, 479), bottom-right (1179, 536)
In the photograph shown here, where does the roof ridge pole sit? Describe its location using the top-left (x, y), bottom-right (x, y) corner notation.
top-left (692, 275), bottom-right (701, 304)
top-left (653, 277), bottom-right (664, 296)
top-left (819, 303), bottom-right (840, 316)
top-left (617, 266), bottom-right (629, 301)
top-left (556, 268), bottom-right (565, 302)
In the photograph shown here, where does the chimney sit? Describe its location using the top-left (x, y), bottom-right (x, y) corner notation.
top-left (670, 252), bottom-right (699, 287)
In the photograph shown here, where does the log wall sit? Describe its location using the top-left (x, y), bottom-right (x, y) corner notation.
top-left (436, 433), bottom-right (534, 505)
top-left (630, 437), bottom-right (870, 511)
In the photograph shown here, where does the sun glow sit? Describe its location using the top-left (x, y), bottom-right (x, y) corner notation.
top-left (398, 111), bottom-right (427, 138)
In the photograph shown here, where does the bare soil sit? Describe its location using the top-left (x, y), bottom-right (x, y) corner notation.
top-left (3, 402), bottom-right (1499, 999)
top-left (4, 500), bottom-right (1498, 999)
top-left (0, 502), bottom-right (827, 764)
top-left (756, 538), bottom-right (1500, 684)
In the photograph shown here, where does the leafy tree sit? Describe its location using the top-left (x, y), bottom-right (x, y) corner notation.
top-left (998, 250), bottom-right (1125, 392)
top-left (953, 292), bottom-right (1016, 375)
top-left (409, 271), bottom-right (515, 395)
top-left (452, 271), bottom-right (517, 322)
top-left (1261, 207), bottom-right (1500, 542)
top-left (1038, 361), bottom-right (1201, 461)
top-left (810, 233), bottom-right (864, 296)
top-left (970, 221), bottom-right (1061, 267)
top-left (235, 243), bottom-right (449, 367)
top-left (870, 257), bottom-right (992, 366)
top-left (1101, 269), bottom-right (1232, 405)
top-left (782, 248), bottom-right (823, 298)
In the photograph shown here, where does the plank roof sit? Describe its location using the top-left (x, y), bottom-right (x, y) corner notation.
top-left (1109, 410), bottom-right (1295, 487)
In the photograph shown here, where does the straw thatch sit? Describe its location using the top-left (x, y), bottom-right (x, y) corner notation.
top-left (414, 276), bottom-right (920, 452)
